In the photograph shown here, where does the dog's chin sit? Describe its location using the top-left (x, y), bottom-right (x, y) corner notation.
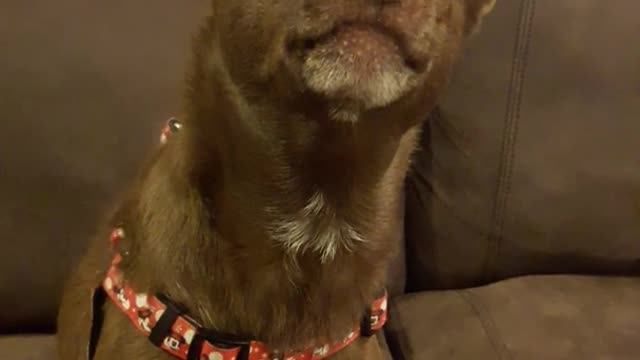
top-left (292, 25), bottom-right (422, 121)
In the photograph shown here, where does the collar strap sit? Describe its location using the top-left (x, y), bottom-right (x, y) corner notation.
top-left (105, 229), bottom-right (387, 360)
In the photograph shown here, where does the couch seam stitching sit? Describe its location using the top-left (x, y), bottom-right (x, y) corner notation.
top-left (483, 0), bottom-right (537, 281)
top-left (457, 290), bottom-right (515, 360)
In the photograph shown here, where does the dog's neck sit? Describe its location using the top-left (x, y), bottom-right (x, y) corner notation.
top-left (126, 28), bottom-right (423, 349)
top-left (193, 94), bottom-right (418, 263)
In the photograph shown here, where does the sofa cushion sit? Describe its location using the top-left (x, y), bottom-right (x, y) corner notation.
top-left (386, 275), bottom-right (640, 360)
top-left (0, 335), bottom-right (55, 360)
top-left (405, 0), bottom-right (640, 290)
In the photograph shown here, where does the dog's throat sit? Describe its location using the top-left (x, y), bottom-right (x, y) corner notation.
top-left (145, 111), bottom-right (412, 348)
top-left (267, 191), bottom-right (366, 263)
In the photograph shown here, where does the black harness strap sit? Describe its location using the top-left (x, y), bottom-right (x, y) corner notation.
top-left (148, 294), bottom-right (182, 347)
top-left (87, 287), bottom-right (107, 360)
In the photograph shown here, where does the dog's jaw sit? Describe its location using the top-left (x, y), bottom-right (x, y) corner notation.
top-left (300, 25), bottom-right (420, 115)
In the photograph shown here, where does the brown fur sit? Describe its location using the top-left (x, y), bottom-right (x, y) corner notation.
top-left (57, 1), bottom-right (494, 359)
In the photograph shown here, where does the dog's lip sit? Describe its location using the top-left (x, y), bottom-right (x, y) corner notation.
top-left (286, 21), bottom-right (427, 73)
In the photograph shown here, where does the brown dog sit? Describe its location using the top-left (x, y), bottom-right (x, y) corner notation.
top-left (57, 0), bottom-right (495, 359)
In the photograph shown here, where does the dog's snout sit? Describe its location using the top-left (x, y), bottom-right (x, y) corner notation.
top-left (302, 0), bottom-right (402, 14)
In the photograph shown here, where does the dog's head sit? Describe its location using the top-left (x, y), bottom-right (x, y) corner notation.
top-left (206, 0), bottom-right (495, 121)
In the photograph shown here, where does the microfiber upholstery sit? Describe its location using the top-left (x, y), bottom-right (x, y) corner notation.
top-left (405, 0), bottom-right (640, 290)
top-left (0, 335), bottom-right (56, 360)
top-left (386, 275), bottom-right (640, 360)
top-left (0, 0), bottom-right (208, 333)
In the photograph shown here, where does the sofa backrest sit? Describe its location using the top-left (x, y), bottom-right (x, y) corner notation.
top-left (405, 0), bottom-right (640, 291)
top-left (0, 0), bottom-right (209, 333)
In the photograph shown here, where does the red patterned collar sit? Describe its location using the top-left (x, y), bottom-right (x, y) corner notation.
top-left (100, 118), bottom-right (388, 360)
top-left (105, 228), bottom-right (387, 360)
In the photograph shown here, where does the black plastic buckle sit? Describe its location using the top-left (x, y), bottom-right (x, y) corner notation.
top-left (151, 293), bottom-right (251, 360)
top-left (361, 308), bottom-right (375, 337)
top-left (198, 328), bottom-right (252, 360)
top-left (186, 332), bottom-right (205, 360)
top-left (148, 293), bottom-right (185, 347)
